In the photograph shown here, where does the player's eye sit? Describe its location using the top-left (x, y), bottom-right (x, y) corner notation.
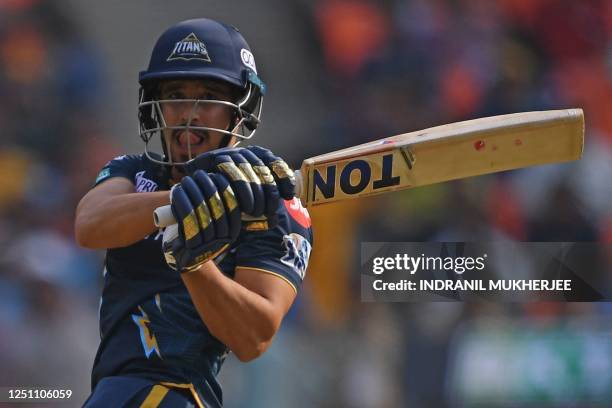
top-left (160, 90), bottom-right (184, 100)
top-left (167, 92), bottom-right (183, 100)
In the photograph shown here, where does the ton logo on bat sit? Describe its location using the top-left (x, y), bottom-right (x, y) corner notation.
top-left (312, 153), bottom-right (400, 200)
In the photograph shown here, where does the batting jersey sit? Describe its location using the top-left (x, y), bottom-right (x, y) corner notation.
top-left (90, 153), bottom-right (313, 408)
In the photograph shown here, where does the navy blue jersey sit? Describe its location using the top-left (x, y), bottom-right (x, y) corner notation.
top-left (90, 154), bottom-right (313, 407)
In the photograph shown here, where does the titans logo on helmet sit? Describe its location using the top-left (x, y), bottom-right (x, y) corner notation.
top-left (167, 33), bottom-right (211, 62)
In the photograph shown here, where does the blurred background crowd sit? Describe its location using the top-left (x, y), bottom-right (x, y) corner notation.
top-left (0, 0), bottom-right (610, 407)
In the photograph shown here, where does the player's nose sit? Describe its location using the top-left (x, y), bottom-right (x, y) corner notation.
top-left (179, 101), bottom-right (206, 125)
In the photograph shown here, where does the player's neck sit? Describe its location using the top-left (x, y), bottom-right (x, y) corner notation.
top-left (170, 166), bottom-right (185, 184)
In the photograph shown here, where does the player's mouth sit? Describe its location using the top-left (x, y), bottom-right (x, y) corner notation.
top-left (173, 128), bottom-right (209, 148)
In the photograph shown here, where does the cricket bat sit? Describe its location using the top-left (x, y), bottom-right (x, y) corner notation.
top-left (154, 108), bottom-right (584, 228)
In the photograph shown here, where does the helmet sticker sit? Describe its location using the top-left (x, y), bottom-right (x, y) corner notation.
top-left (167, 33), bottom-right (211, 62)
top-left (240, 48), bottom-right (257, 73)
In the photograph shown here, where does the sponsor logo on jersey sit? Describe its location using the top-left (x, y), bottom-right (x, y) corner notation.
top-left (283, 198), bottom-right (311, 228)
top-left (281, 233), bottom-right (312, 280)
top-left (95, 168), bottom-right (111, 184)
top-left (135, 171), bottom-right (158, 192)
top-left (167, 33), bottom-right (211, 62)
top-left (240, 48), bottom-right (257, 73)
top-left (97, 155), bottom-right (128, 184)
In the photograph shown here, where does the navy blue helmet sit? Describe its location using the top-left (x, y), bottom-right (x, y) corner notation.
top-left (138, 18), bottom-right (266, 165)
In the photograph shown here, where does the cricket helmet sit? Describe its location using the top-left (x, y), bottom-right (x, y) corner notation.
top-left (138, 18), bottom-right (266, 165)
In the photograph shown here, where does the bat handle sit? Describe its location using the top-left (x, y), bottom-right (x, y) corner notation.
top-left (294, 169), bottom-right (303, 201)
top-left (154, 205), bottom-right (175, 228)
top-left (153, 169), bottom-right (304, 228)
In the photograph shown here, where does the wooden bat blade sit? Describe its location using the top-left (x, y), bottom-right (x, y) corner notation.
top-left (299, 109), bottom-right (584, 206)
top-left (153, 109), bottom-right (584, 227)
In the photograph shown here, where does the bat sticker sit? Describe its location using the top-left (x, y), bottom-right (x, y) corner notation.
top-left (312, 153), bottom-right (400, 200)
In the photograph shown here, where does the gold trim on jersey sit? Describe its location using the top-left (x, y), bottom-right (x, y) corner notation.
top-left (139, 384), bottom-right (169, 408)
top-left (235, 266), bottom-right (298, 294)
top-left (159, 382), bottom-right (207, 408)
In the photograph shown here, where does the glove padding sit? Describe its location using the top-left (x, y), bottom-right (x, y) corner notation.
top-left (163, 171), bottom-right (241, 273)
top-left (185, 146), bottom-right (296, 229)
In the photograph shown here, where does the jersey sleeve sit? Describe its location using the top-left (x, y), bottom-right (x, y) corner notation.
top-left (234, 198), bottom-right (313, 293)
top-left (94, 155), bottom-right (141, 186)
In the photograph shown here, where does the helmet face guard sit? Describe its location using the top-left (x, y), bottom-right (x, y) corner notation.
top-left (138, 18), bottom-right (266, 166)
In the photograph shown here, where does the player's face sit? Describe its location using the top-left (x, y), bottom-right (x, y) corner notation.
top-left (158, 79), bottom-right (236, 163)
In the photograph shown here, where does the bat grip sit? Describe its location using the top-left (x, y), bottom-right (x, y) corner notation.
top-left (153, 169), bottom-right (303, 228)
top-left (154, 206), bottom-right (175, 228)
top-left (294, 169), bottom-right (303, 200)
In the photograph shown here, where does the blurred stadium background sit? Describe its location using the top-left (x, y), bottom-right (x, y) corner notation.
top-left (0, 0), bottom-right (611, 407)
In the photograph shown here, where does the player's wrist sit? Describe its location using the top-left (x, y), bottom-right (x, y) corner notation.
top-left (179, 244), bottom-right (229, 274)
top-left (180, 259), bottom-right (220, 279)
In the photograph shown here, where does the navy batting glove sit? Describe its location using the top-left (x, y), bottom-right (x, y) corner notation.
top-left (244, 146), bottom-right (296, 200)
top-left (184, 146), bottom-right (292, 229)
top-left (163, 171), bottom-right (241, 273)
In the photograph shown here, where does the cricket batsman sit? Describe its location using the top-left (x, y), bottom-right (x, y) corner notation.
top-left (75, 18), bottom-right (313, 407)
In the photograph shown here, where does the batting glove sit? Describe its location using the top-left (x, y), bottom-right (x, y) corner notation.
top-left (185, 146), bottom-right (296, 229)
top-left (163, 170), bottom-right (241, 273)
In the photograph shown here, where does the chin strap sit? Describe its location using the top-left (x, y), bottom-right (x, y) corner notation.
top-left (219, 134), bottom-right (233, 149)
top-left (219, 115), bottom-right (242, 148)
